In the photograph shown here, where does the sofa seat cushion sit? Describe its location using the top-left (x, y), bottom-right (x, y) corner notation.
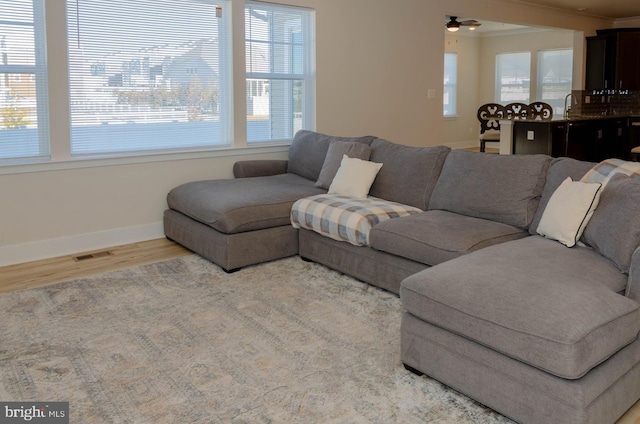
top-left (400, 236), bottom-right (639, 379)
top-left (291, 194), bottom-right (422, 246)
top-left (370, 210), bottom-right (528, 266)
top-left (167, 173), bottom-right (326, 234)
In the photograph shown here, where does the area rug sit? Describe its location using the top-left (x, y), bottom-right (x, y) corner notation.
top-left (0, 255), bottom-right (514, 423)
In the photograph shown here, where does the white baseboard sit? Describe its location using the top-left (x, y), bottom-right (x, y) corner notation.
top-left (0, 222), bottom-right (165, 267)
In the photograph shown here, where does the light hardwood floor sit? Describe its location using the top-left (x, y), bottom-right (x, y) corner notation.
top-left (0, 238), bottom-right (190, 294)
top-left (0, 238), bottom-right (639, 423)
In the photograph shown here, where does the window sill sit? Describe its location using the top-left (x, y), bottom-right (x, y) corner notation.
top-left (0, 143), bottom-right (291, 176)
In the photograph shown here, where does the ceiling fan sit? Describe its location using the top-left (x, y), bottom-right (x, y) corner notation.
top-left (446, 16), bottom-right (481, 32)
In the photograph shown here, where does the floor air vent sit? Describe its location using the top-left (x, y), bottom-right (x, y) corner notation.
top-left (73, 250), bottom-right (113, 262)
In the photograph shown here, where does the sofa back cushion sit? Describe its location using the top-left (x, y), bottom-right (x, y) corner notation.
top-left (529, 157), bottom-right (595, 235)
top-left (582, 174), bottom-right (640, 273)
top-left (315, 140), bottom-right (372, 189)
top-left (368, 139), bottom-right (450, 210)
top-left (287, 130), bottom-right (375, 181)
top-left (628, 247), bottom-right (640, 301)
top-left (429, 150), bottom-right (551, 228)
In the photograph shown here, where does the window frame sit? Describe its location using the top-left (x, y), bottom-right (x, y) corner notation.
top-left (495, 51), bottom-right (532, 105)
top-left (65, 0), bottom-right (234, 158)
top-left (0, 0), bottom-right (315, 173)
top-left (244, 1), bottom-right (315, 144)
top-left (537, 48), bottom-right (573, 116)
top-left (0, 0), bottom-right (50, 164)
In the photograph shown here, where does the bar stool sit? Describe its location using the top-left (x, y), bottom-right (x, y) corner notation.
top-left (632, 146), bottom-right (640, 162)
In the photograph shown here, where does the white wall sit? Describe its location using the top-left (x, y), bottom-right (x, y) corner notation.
top-left (0, 0), bottom-right (614, 266)
top-left (444, 33), bottom-right (481, 147)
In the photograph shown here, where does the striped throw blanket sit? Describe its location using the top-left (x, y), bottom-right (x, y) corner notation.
top-left (581, 159), bottom-right (640, 186)
top-left (291, 194), bottom-right (422, 246)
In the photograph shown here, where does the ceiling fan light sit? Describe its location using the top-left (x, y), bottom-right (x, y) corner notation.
top-left (445, 16), bottom-right (481, 32)
top-left (446, 16), bottom-right (461, 32)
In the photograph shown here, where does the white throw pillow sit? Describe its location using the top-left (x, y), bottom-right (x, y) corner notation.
top-left (328, 155), bottom-right (383, 198)
top-left (537, 177), bottom-right (602, 247)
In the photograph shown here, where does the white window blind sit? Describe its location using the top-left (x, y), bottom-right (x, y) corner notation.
top-left (496, 52), bottom-right (531, 104)
top-left (538, 49), bottom-right (573, 116)
top-left (0, 0), bottom-right (49, 163)
top-left (67, 0), bottom-right (232, 157)
top-left (443, 53), bottom-right (457, 117)
top-left (245, 1), bottom-right (314, 143)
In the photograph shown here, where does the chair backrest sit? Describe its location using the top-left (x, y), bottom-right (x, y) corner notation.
top-left (477, 102), bottom-right (554, 134)
top-left (504, 102), bottom-right (530, 120)
top-left (477, 103), bottom-right (505, 134)
top-left (529, 102), bottom-right (554, 121)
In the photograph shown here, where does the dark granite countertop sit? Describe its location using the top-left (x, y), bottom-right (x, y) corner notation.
top-left (510, 115), bottom-right (640, 123)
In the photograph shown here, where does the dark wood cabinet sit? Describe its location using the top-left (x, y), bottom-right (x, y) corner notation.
top-left (565, 121), bottom-right (597, 161)
top-left (586, 29), bottom-right (640, 91)
top-left (564, 118), bottom-right (632, 162)
top-left (513, 117), bottom-right (634, 162)
top-left (512, 121), bottom-right (565, 156)
top-left (586, 34), bottom-right (616, 90)
top-left (616, 32), bottom-right (640, 90)
top-left (601, 117), bottom-right (628, 159)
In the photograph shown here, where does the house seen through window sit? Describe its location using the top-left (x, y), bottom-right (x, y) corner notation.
top-left (67, 0), bottom-right (233, 157)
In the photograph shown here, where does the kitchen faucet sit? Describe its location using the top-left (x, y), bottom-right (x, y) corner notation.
top-left (564, 93), bottom-right (576, 119)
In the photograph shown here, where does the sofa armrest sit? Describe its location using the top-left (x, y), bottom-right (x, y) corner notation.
top-left (233, 160), bottom-right (289, 178)
top-left (626, 246), bottom-right (640, 302)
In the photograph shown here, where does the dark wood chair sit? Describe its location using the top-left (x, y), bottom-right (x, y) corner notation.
top-left (477, 103), bottom-right (505, 153)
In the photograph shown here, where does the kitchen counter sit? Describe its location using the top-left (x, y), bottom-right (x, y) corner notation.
top-left (550, 114), bottom-right (640, 122)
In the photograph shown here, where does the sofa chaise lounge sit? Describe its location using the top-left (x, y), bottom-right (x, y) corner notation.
top-left (164, 130), bottom-right (640, 424)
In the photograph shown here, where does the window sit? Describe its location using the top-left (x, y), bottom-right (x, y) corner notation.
top-left (0, 0), bottom-right (49, 163)
top-left (496, 52), bottom-right (531, 104)
top-left (67, 0), bottom-right (232, 157)
top-left (537, 49), bottom-right (573, 116)
top-left (443, 53), bottom-right (457, 117)
top-left (245, 2), bottom-right (314, 143)
top-left (0, 2), bottom-right (316, 168)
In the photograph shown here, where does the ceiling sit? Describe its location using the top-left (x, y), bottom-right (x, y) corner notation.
top-left (470, 21), bottom-right (533, 34)
top-left (446, 0), bottom-right (640, 35)
top-left (510, 0), bottom-right (640, 19)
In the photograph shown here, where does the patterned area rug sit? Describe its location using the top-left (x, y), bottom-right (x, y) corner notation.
top-left (0, 255), bottom-right (514, 423)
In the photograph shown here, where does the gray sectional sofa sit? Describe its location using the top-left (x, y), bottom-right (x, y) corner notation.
top-left (164, 130), bottom-right (640, 424)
